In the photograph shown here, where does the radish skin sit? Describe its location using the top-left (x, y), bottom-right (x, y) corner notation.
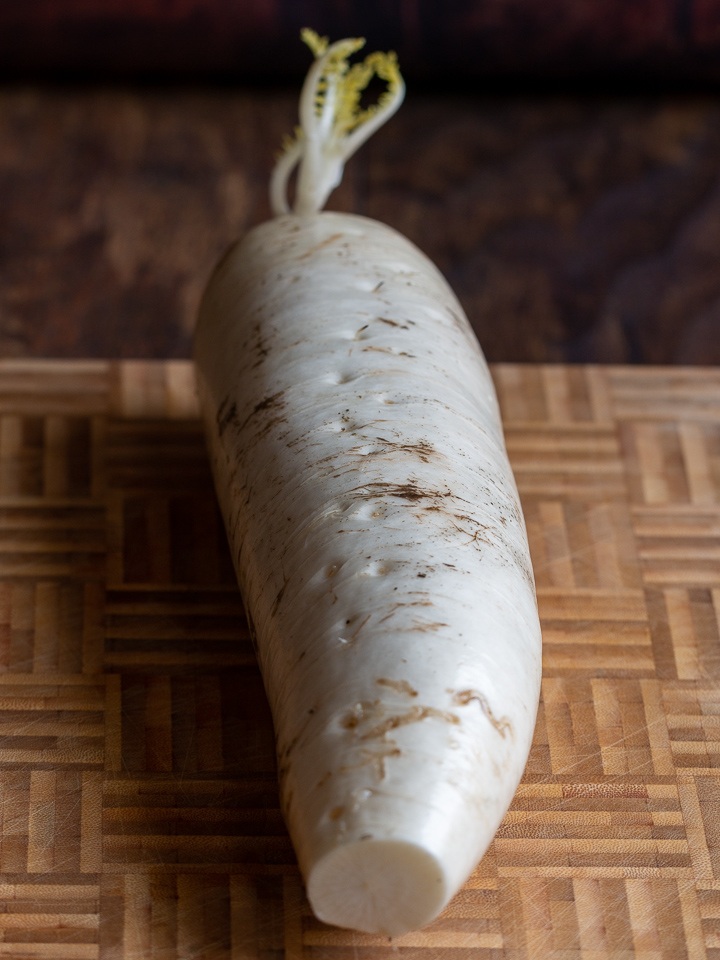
top-left (194, 33), bottom-right (542, 937)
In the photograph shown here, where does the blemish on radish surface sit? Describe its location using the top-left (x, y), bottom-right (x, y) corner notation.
top-left (358, 706), bottom-right (459, 741)
top-left (376, 678), bottom-right (418, 697)
top-left (451, 689), bottom-right (514, 740)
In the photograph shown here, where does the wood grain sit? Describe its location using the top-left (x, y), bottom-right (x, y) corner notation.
top-left (0, 359), bottom-right (719, 958)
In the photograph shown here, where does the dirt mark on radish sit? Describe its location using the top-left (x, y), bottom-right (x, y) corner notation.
top-left (341, 745), bottom-right (402, 780)
top-left (410, 619), bottom-right (449, 633)
top-left (377, 602), bottom-right (433, 626)
top-left (251, 321), bottom-right (271, 368)
top-left (360, 438), bottom-right (438, 463)
top-left (359, 706), bottom-right (459, 740)
top-left (451, 689), bottom-right (514, 740)
top-left (376, 678), bottom-right (418, 697)
top-left (216, 389), bottom-right (288, 441)
top-left (216, 396), bottom-right (238, 438)
top-left (362, 345), bottom-right (416, 358)
top-left (351, 480), bottom-right (451, 503)
top-left (271, 579), bottom-right (288, 616)
top-left (296, 232), bottom-right (344, 260)
top-left (376, 317), bottom-right (414, 329)
top-left (341, 702), bottom-right (460, 741)
top-left (242, 390), bottom-right (287, 429)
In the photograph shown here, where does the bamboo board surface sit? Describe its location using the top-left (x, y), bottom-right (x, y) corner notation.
top-left (0, 359), bottom-right (719, 959)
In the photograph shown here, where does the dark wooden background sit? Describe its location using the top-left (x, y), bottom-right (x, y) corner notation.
top-left (3, 0), bottom-right (720, 85)
top-left (2, 1), bottom-right (720, 364)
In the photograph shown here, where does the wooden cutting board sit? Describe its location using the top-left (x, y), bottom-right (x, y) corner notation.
top-left (0, 359), bottom-right (719, 959)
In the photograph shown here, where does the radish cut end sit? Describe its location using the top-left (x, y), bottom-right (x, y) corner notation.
top-left (307, 839), bottom-right (448, 936)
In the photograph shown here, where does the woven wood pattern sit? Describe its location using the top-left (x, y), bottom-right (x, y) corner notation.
top-left (0, 360), bottom-right (719, 958)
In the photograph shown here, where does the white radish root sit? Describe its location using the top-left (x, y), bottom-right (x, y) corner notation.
top-left (194, 30), bottom-right (542, 938)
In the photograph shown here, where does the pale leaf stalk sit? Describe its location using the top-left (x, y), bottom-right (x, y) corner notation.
top-left (269, 138), bottom-right (302, 216)
top-left (270, 31), bottom-right (405, 217)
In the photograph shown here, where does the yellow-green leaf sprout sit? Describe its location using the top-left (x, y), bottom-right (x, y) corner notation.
top-left (271, 29), bottom-right (405, 216)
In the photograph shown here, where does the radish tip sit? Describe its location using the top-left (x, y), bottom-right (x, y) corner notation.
top-left (307, 839), bottom-right (447, 935)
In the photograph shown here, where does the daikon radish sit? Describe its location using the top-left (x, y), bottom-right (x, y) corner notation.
top-left (194, 30), bottom-right (542, 937)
